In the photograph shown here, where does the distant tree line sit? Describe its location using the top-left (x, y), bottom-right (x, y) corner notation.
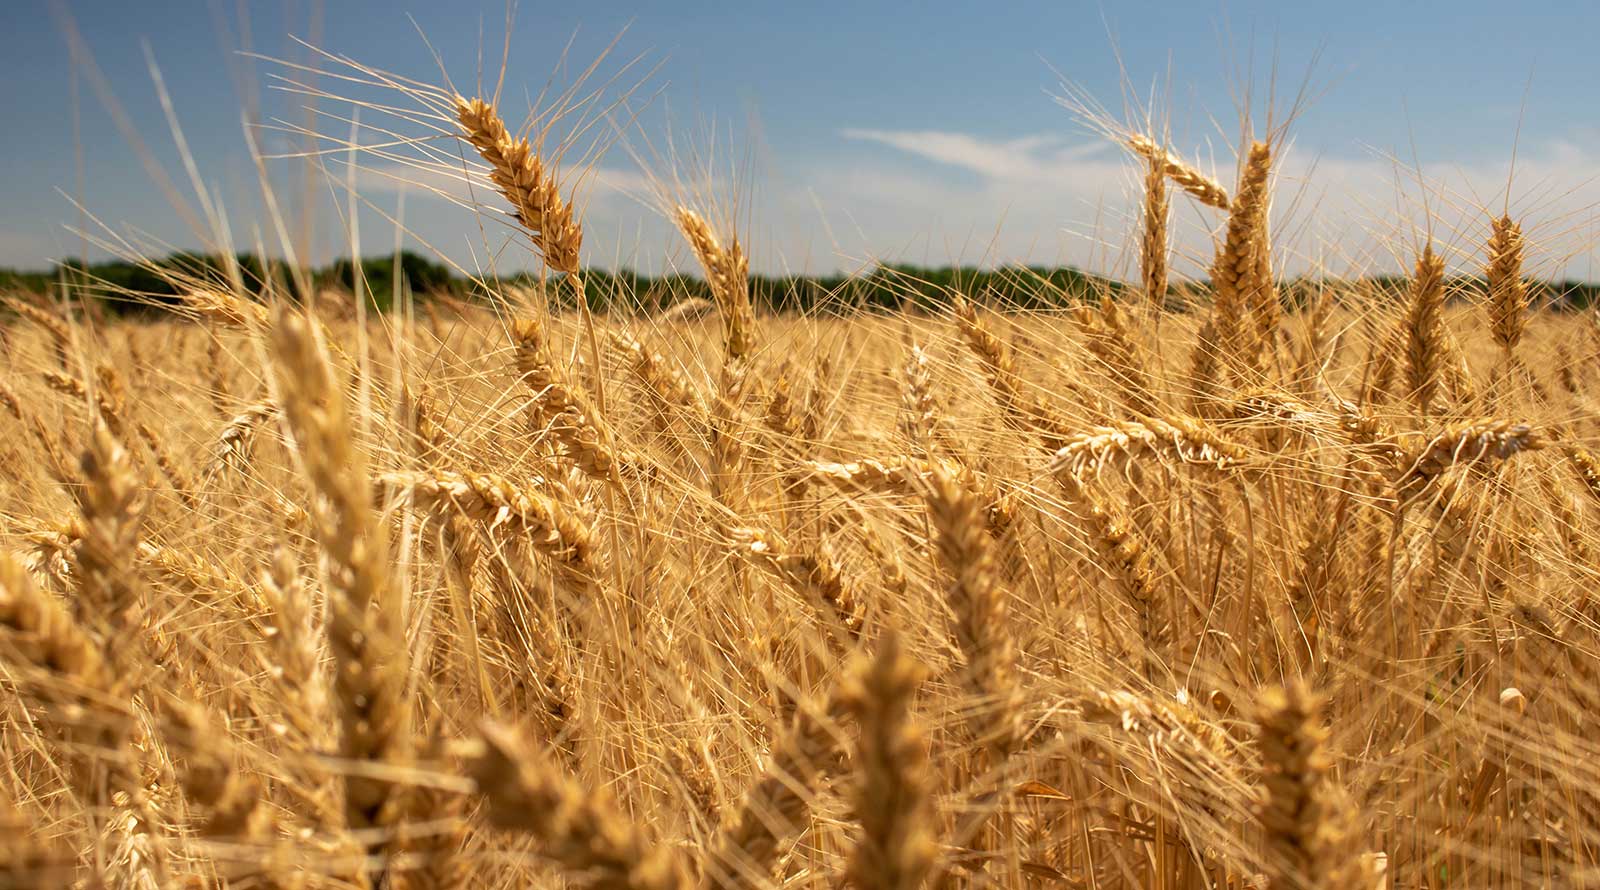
top-left (0, 251), bottom-right (458, 313)
top-left (3, 250), bottom-right (1599, 316)
top-left (527, 263), bottom-right (1128, 313)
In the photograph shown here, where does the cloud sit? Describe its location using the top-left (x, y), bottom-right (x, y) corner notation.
top-left (352, 159), bottom-right (653, 207)
top-left (800, 127), bottom-right (1600, 281)
top-left (841, 128), bottom-right (1111, 183)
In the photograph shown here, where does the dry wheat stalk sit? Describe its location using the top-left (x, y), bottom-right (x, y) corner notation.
top-left (0, 549), bottom-right (120, 713)
top-left (1565, 443), bottom-right (1600, 504)
top-left (612, 328), bottom-right (707, 430)
top-left (705, 693), bottom-right (845, 890)
top-left (731, 526), bottom-right (863, 640)
top-left (1057, 474), bottom-right (1162, 660)
top-left (853, 508), bottom-right (910, 600)
top-left (0, 789), bottom-right (77, 887)
top-left (377, 470), bottom-right (604, 599)
top-left (900, 342), bottom-right (955, 454)
top-left (763, 367), bottom-right (804, 441)
top-left (842, 633), bottom-right (935, 890)
top-left (4, 296), bottom-right (73, 370)
top-left (1211, 141), bottom-right (1274, 377)
top-left (269, 307), bottom-right (411, 845)
top-left (675, 207), bottom-right (756, 361)
top-left (1050, 415), bottom-right (1247, 481)
top-left (1392, 420), bottom-right (1543, 505)
top-left (1292, 286), bottom-right (1338, 389)
top-left (206, 332), bottom-right (232, 419)
top-left (924, 464), bottom-right (1019, 759)
top-left (1255, 683), bottom-right (1361, 890)
top-left (1073, 296), bottom-right (1158, 415)
top-left (952, 295), bottom-right (1070, 450)
top-left (763, 369), bottom-right (813, 503)
top-left (1187, 317), bottom-right (1224, 416)
top-left (0, 378), bottom-right (22, 421)
top-left (1486, 214), bottom-right (1529, 358)
top-left (207, 399), bottom-right (280, 480)
top-left (0, 547), bottom-right (158, 864)
top-left (162, 700), bottom-right (269, 843)
top-left (469, 720), bottom-right (692, 890)
top-left (258, 545), bottom-right (331, 749)
top-left (137, 540), bottom-right (250, 603)
top-left (1403, 245), bottom-right (1448, 415)
top-left (513, 316), bottom-right (644, 488)
top-left (391, 745), bottom-right (471, 890)
top-left (184, 287), bottom-right (270, 328)
top-left (1127, 134), bottom-right (1231, 209)
top-left (1141, 154), bottom-right (1171, 311)
top-left (803, 457), bottom-right (947, 496)
top-left (402, 386), bottom-right (499, 714)
top-left (134, 421), bottom-right (196, 508)
top-left (455, 96), bottom-right (583, 273)
top-left (708, 358), bottom-right (751, 515)
top-left (43, 368), bottom-right (128, 439)
top-left (71, 420), bottom-right (146, 639)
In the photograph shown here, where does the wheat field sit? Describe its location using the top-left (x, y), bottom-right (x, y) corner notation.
top-left (2, 37), bottom-right (1599, 890)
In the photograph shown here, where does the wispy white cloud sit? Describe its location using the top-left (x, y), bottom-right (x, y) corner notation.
top-left (797, 127), bottom-right (1600, 281)
top-left (841, 129), bottom-right (1112, 183)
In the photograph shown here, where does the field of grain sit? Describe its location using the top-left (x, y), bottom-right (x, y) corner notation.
top-left (2, 45), bottom-right (1599, 890)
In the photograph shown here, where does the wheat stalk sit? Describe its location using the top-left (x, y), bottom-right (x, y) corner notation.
top-left (268, 307), bottom-right (411, 847)
top-left (705, 693), bottom-right (845, 890)
top-left (842, 633), bottom-right (935, 890)
top-left (1403, 245), bottom-right (1448, 415)
top-left (1255, 683), bottom-right (1361, 890)
top-left (1127, 134), bottom-right (1231, 209)
top-left (923, 464), bottom-right (1019, 759)
top-left (675, 207), bottom-right (756, 361)
top-left (1486, 214), bottom-right (1529, 358)
top-left (469, 721), bottom-right (692, 890)
top-left (455, 96), bottom-right (583, 273)
top-left (1211, 141), bottom-right (1274, 377)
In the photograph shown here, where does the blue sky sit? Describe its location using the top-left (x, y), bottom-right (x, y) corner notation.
top-left (3, 0), bottom-right (1598, 280)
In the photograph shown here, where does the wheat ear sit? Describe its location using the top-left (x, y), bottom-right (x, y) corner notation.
top-left (1211, 141), bottom-right (1273, 377)
top-left (1486, 214), bottom-right (1529, 359)
top-left (842, 632), bottom-right (936, 890)
top-left (468, 721), bottom-right (692, 890)
top-left (455, 96), bottom-right (582, 273)
top-left (705, 694), bottom-right (845, 890)
top-left (1052, 415), bottom-right (1246, 482)
top-left (731, 525), bottom-right (863, 641)
top-left (1256, 683), bottom-right (1361, 890)
top-left (1073, 295), bottom-right (1158, 415)
top-left (512, 316), bottom-right (642, 488)
top-left (1392, 420), bottom-right (1543, 505)
top-left (923, 464), bottom-right (1020, 758)
top-left (269, 307), bottom-right (411, 844)
top-left (72, 420), bottom-right (146, 640)
top-left (1403, 245), bottom-right (1448, 415)
top-left (952, 295), bottom-right (1070, 450)
top-left (4, 296), bottom-right (73, 370)
top-left (1128, 134), bottom-right (1231, 209)
top-left (378, 470), bottom-right (604, 600)
top-left (1142, 154), bottom-right (1171, 311)
top-left (675, 207), bottom-right (757, 361)
top-left (0, 789), bottom-right (77, 887)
